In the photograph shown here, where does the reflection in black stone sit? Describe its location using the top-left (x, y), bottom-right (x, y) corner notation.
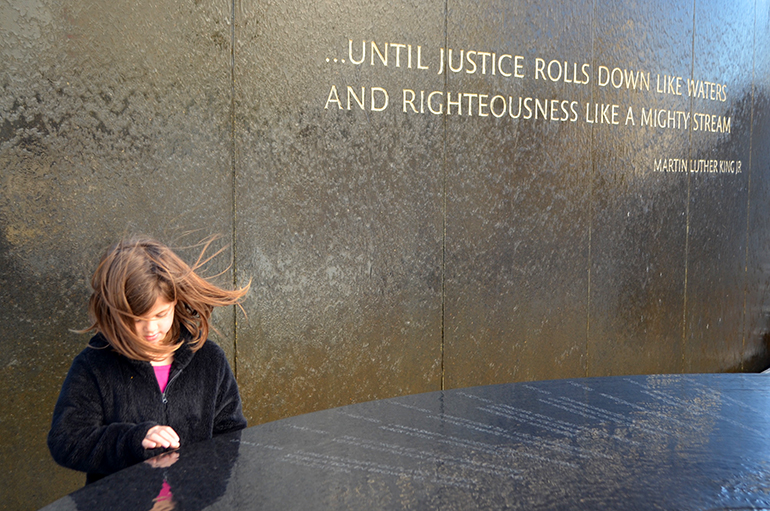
top-left (61, 431), bottom-right (241, 511)
top-left (41, 375), bottom-right (770, 510)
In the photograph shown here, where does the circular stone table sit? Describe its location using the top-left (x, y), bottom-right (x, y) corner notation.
top-left (41, 374), bottom-right (770, 510)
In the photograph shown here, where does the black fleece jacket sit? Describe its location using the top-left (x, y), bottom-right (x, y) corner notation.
top-left (48, 333), bottom-right (247, 483)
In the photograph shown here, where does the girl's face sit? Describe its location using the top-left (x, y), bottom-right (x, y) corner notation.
top-left (134, 297), bottom-right (176, 344)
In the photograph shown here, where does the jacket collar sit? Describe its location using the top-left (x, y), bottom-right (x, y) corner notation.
top-left (91, 329), bottom-right (198, 374)
top-left (169, 331), bottom-right (196, 373)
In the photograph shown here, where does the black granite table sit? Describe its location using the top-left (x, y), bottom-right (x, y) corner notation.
top-left (41, 374), bottom-right (770, 510)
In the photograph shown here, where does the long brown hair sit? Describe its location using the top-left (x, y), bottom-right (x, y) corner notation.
top-left (83, 236), bottom-right (249, 361)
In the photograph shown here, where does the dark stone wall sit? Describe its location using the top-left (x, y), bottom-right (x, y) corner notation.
top-left (2, 0), bottom-right (768, 508)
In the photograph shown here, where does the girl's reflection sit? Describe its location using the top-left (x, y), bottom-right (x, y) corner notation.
top-left (146, 451), bottom-right (179, 511)
top-left (70, 431), bottom-right (241, 511)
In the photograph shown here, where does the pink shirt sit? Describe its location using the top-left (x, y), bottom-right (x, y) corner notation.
top-left (156, 480), bottom-right (173, 502)
top-left (153, 364), bottom-right (172, 393)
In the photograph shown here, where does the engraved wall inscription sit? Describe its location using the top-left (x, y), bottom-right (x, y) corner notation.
top-left (324, 39), bottom-right (740, 174)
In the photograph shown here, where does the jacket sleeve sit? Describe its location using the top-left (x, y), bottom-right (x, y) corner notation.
top-left (47, 352), bottom-right (162, 476)
top-left (211, 344), bottom-right (248, 435)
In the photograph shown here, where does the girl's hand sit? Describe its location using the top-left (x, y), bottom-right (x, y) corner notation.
top-left (142, 425), bottom-right (180, 449)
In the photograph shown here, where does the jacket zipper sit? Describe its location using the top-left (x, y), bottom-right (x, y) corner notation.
top-left (161, 370), bottom-right (182, 404)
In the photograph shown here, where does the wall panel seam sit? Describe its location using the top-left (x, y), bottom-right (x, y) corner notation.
top-left (231, 0), bottom-right (239, 380)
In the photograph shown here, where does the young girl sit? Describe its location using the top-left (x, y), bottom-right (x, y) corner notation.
top-left (48, 236), bottom-right (250, 484)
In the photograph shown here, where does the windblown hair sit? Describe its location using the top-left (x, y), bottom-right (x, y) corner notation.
top-left (83, 236), bottom-right (249, 361)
